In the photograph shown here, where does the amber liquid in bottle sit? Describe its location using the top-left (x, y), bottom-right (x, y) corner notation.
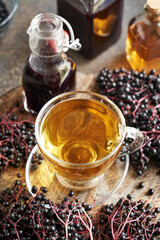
top-left (57, 0), bottom-right (124, 58)
top-left (126, 8), bottom-right (160, 71)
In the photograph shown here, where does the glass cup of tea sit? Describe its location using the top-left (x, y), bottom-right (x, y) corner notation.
top-left (34, 91), bottom-right (144, 190)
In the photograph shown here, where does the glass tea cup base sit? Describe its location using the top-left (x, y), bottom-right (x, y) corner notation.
top-left (56, 173), bottom-right (104, 191)
top-left (25, 145), bottom-right (129, 203)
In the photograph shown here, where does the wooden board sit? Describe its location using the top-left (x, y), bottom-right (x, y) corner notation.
top-left (0, 72), bottom-right (160, 207)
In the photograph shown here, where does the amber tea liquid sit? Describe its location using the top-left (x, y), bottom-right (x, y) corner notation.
top-left (40, 99), bottom-right (120, 165)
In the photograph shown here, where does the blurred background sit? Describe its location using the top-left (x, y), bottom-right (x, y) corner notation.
top-left (0, 0), bottom-right (145, 97)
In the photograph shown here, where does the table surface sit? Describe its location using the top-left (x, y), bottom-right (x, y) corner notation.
top-left (0, 0), bottom-right (160, 227)
top-left (0, 0), bottom-right (146, 97)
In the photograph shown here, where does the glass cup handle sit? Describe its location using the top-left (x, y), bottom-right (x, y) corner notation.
top-left (119, 126), bottom-right (144, 157)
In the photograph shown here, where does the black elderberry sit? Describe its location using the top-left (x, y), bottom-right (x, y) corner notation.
top-left (120, 156), bottom-right (126, 162)
top-left (40, 186), bottom-right (48, 193)
top-left (154, 229), bottom-right (160, 236)
top-left (139, 182), bottom-right (144, 189)
top-left (104, 207), bottom-right (112, 215)
top-left (3, 201), bottom-right (9, 207)
top-left (68, 191), bottom-right (74, 197)
top-left (148, 188), bottom-right (154, 195)
top-left (85, 204), bottom-right (92, 211)
top-left (31, 185), bottom-right (38, 194)
top-left (137, 170), bottom-right (143, 176)
top-left (155, 207), bottom-right (160, 213)
top-left (150, 69), bottom-right (156, 75)
top-left (127, 194), bottom-right (132, 200)
top-left (156, 221), bottom-right (160, 227)
top-left (34, 223), bottom-right (41, 230)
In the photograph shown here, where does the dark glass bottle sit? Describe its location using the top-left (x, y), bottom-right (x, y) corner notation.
top-left (57, 0), bottom-right (124, 59)
top-left (22, 13), bottom-right (80, 114)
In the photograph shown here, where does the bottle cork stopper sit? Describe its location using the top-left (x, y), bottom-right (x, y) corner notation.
top-left (147, 0), bottom-right (160, 11)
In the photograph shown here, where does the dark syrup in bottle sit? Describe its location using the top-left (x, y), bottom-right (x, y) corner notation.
top-left (22, 58), bottom-right (76, 114)
top-left (57, 0), bottom-right (124, 58)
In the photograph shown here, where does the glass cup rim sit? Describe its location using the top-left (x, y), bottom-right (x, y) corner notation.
top-left (35, 91), bottom-right (126, 167)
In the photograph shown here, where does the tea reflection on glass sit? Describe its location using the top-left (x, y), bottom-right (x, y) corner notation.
top-left (35, 91), bottom-right (144, 190)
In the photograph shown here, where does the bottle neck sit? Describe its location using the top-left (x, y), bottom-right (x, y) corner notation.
top-left (29, 52), bottom-right (67, 75)
top-left (28, 13), bottom-right (81, 57)
top-left (145, 3), bottom-right (160, 24)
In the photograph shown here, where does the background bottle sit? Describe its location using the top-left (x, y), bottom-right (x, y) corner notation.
top-left (126, 0), bottom-right (160, 72)
top-left (57, 0), bottom-right (124, 59)
top-left (22, 13), bottom-right (79, 114)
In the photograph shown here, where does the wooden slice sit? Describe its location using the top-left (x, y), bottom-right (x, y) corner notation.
top-left (0, 72), bottom-right (159, 208)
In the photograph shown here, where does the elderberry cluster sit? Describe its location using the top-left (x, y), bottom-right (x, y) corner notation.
top-left (0, 0), bottom-right (8, 24)
top-left (0, 181), bottom-right (159, 240)
top-left (31, 153), bottom-right (44, 171)
top-left (99, 198), bottom-right (160, 239)
top-left (96, 68), bottom-right (160, 175)
top-left (0, 103), bottom-right (36, 174)
top-left (0, 181), bottom-right (98, 240)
